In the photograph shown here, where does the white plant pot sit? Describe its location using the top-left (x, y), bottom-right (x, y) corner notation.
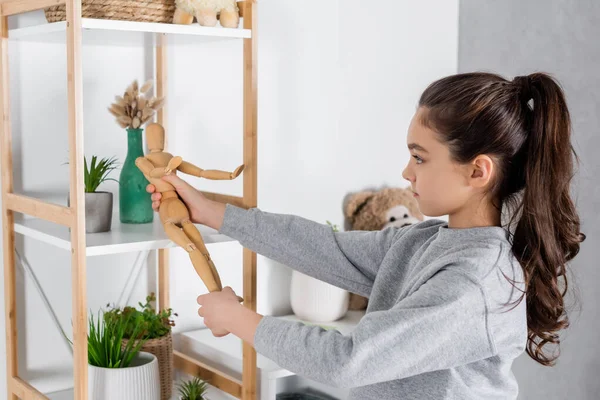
top-left (89, 351), bottom-right (160, 400)
top-left (290, 270), bottom-right (350, 323)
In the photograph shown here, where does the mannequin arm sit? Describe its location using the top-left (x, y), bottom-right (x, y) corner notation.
top-left (136, 156), bottom-right (182, 178)
top-left (135, 157), bottom-right (156, 175)
top-left (178, 161), bottom-right (244, 180)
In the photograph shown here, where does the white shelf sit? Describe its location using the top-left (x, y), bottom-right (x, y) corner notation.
top-left (14, 213), bottom-right (234, 256)
top-left (8, 18), bottom-right (251, 45)
top-left (177, 311), bottom-right (366, 381)
top-left (277, 310), bottom-right (365, 336)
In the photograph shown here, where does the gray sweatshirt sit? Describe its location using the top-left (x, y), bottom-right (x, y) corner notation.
top-left (219, 204), bottom-right (528, 399)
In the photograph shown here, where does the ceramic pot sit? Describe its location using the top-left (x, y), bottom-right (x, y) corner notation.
top-left (67, 191), bottom-right (113, 233)
top-left (290, 271), bottom-right (349, 323)
top-left (88, 351), bottom-right (160, 400)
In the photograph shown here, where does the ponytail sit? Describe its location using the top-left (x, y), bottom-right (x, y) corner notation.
top-left (419, 71), bottom-right (585, 366)
top-left (511, 73), bottom-right (585, 366)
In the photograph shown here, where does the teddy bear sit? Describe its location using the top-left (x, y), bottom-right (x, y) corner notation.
top-left (173, 0), bottom-right (240, 28)
top-left (342, 187), bottom-right (424, 310)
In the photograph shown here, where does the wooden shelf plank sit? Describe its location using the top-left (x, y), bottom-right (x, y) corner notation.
top-left (45, 380), bottom-right (236, 400)
top-left (174, 350), bottom-right (243, 398)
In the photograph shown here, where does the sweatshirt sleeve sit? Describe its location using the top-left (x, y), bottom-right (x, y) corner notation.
top-left (218, 204), bottom-right (402, 297)
top-left (252, 269), bottom-right (496, 389)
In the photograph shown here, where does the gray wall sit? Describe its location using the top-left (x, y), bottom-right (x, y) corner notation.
top-left (459, 1), bottom-right (599, 399)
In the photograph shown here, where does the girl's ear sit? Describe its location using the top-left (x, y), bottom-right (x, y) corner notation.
top-left (469, 155), bottom-right (495, 189)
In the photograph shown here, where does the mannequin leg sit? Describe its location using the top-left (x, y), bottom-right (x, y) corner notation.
top-left (182, 220), bottom-right (222, 290)
top-left (163, 222), bottom-right (220, 292)
top-left (182, 220), bottom-right (243, 302)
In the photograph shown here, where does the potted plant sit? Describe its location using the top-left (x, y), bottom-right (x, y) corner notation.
top-left (290, 221), bottom-right (350, 323)
top-left (176, 377), bottom-right (209, 400)
top-left (108, 79), bottom-right (164, 224)
top-left (67, 155), bottom-right (119, 233)
top-left (84, 311), bottom-right (160, 400)
top-left (104, 293), bottom-right (177, 400)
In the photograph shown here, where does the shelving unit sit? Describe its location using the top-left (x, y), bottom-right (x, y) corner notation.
top-left (40, 311), bottom-right (365, 400)
top-left (178, 311), bottom-right (364, 400)
top-left (0, 1), bottom-right (258, 399)
top-left (177, 311), bottom-right (365, 382)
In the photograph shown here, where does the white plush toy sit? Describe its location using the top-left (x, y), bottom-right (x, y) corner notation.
top-left (173, 0), bottom-right (240, 28)
top-left (382, 205), bottom-right (421, 229)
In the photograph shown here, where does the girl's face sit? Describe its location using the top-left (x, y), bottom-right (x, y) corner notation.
top-left (402, 108), bottom-right (473, 218)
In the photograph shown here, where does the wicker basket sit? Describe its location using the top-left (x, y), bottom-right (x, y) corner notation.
top-left (44, 0), bottom-right (176, 24)
top-left (123, 332), bottom-right (173, 400)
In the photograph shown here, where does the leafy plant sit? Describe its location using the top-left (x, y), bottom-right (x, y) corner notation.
top-left (62, 155), bottom-right (119, 193)
top-left (65, 311), bottom-right (148, 368)
top-left (326, 220), bottom-right (340, 232)
top-left (104, 293), bottom-right (177, 340)
top-left (177, 377), bottom-right (208, 400)
top-left (84, 155), bottom-right (119, 193)
top-left (108, 79), bottom-right (165, 129)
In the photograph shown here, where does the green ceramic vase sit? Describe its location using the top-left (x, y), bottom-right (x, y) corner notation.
top-left (119, 128), bottom-right (153, 224)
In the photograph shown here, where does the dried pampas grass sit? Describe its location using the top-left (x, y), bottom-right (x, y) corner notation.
top-left (108, 79), bottom-right (165, 129)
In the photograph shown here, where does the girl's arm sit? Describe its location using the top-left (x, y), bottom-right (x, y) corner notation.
top-left (244, 270), bottom-right (496, 388)
top-left (217, 204), bottom-right (402, 297)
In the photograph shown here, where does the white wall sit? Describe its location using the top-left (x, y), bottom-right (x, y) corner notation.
top-left (0, 0), bottom-right (458, 394)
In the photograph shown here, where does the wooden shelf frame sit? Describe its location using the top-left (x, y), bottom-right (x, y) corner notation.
top-left (0, 0), bottom-right (258, 399)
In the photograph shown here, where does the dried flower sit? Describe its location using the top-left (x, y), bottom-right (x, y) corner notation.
top-left (114, 96), bottom-right (126, 107)
top-left (140, 79), bottom-right (153, 95)
top-left (108, 79), bottom-right (165, 130)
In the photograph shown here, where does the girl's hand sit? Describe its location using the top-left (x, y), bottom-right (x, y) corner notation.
top-left (197, 287), bottom-right (241, 337)
top-left (146, 175), bottom-right (226, 229)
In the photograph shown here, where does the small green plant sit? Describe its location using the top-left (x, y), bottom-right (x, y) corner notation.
top-left (84, 155), bottom-right (119, 193)
top-left (62, 155), bottom-right (119, 192)
top-left (66, 311), bottom-right (148, 368)
top-left (177, 377), bottom-right (208, 400)
top-left (326, 220), bottom-right (340, 232)
top-left (104, 293), bottom-right (177, 340)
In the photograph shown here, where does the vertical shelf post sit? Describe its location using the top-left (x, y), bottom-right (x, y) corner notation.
top-left (0, 10), bottom-right (18, 400)
top-left (242, 1), bottom-right (258, 399)
top-left (156, 32), bottom-right (170, 311)
top-left (66, 0), bottom-right (88, 397)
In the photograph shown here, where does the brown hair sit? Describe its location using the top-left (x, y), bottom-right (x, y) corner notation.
top-left (418, 72), bottom-right (585, 366)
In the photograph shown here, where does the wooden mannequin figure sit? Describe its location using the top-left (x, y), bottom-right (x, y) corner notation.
top-left (135, 122), bottom-right (244, 295)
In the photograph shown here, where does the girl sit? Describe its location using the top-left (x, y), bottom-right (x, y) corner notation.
top-left (147, 72), bottom-right (585, 399)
